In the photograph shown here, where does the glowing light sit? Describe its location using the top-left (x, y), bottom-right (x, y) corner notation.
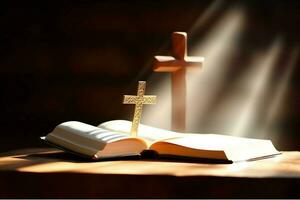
top-left (140, 1), bottom-right (229, 131)
top-left (260, 47), bottom-right (298, 138)
top-left (140, 1), bottom-right (294, 143)
top-left (187, 4), bottom-right (245, 132)
top-left (231, 37), bottom-right (283, 136)
top-left (142, 3), bottom-right (246, 132)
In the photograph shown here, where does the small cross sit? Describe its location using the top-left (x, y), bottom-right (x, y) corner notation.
top-left (123, 81), bottom-right (157, 137)
top-left (153, 32), bottom-right (204, 132)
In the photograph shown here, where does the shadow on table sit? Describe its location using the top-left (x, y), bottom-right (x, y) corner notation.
top-left (16, 151), bottom-right (141, 163)
top-left (15, 149), bottom-right (233, 164)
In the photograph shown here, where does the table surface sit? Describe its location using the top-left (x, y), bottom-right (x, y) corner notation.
top-left (0, 148), bottom-right (299, 177)
top-left (1, 148), bottom-right (300, 198)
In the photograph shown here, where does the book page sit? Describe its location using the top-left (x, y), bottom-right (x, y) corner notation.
top-left (157, 134), bottom-right (266, 150)
top-left (47, 121), bottom-right (131, 157)
top-left (98, 120), bottom-right (279, 161)
top-left (98, 120), bottom-right (183, 143)
top-left (150, 134), bottom-right (280, 161)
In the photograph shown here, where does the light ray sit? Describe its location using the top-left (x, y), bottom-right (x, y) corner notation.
top-left (141, 1), bottom-right (227, 130)
top-left (231, 37), bottom-right (283, 136)
top-left (187, 4), bottom-right (245, 132)
top-left (260, 46), bottom-right (298, 138)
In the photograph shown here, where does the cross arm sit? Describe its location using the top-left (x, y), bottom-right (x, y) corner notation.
top-left (123, 95), bottom-right (139, 104)
top-left (153, 56), bottom-right (182, 72)
top-left (153, 56), bottom-right (204, 72)
top-left (185, 56), bottom-right (205, 64)
top-left (142, 96), bottom-right (157, 104)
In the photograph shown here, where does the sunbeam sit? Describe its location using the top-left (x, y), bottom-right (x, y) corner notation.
top-left (260, 46), bottom-right (299, 139)
top-left (187, 4), bottom-right (245, 132)
top-left (141, 1), bottom-right (229, 131)
top-left (231, 37), bottom-right (283, 136)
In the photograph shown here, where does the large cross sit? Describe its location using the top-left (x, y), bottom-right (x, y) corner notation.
top-left (153, 32), bottom-right (204, 132)
top-left (123, 81), bottom-right (157, 137)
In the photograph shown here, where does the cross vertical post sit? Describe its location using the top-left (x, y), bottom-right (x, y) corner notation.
top-left (123, 81), bottom-right (157, 137)
top-left (153, 32), bottom-right (204, 132)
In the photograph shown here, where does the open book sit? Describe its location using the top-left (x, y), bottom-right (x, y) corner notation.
top-left (41, 120), bottom-right (280, 162)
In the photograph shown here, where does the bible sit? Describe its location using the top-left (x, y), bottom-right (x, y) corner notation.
top-left (41, 120), bottom-right (280, 162)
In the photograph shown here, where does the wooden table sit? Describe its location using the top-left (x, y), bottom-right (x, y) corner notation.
top-left (0, 148), bottom-right (300, 198)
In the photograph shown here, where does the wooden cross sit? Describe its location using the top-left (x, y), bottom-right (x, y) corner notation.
top-left (123, 81), bottom-right (157, 137)
top-left (153, 32), bottom-right (204, 132)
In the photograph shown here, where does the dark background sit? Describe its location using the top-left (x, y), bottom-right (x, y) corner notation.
top-left (0, 0), bottom-right (299, 152)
